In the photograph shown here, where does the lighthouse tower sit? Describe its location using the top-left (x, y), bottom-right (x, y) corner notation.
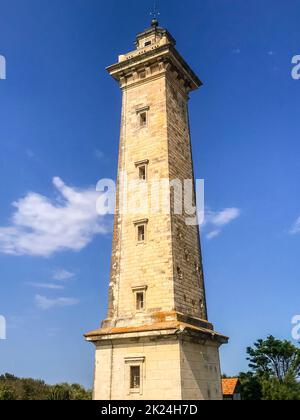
top-left (85, 20), bottom-right (228, 401)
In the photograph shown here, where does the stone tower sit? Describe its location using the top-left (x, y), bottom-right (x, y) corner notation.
top-left (85, 20), bottom-right (228, 401)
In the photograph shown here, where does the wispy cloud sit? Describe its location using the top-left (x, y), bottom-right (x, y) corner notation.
top-left (35, 295), bottom-right (79, 310)
top-left (232, 48), bottom-right (241, 54)
top-left (0, 177), bottom-right (108, 257)
top-left (26, 149), bottom-right (36, 159)
top-left (290, 216), bottom-right (300, 235)
top-left (47, 328), bottom-right (61, 337)
top-left (7, 315), bottom-right (38, 331)
top-left (27, 282), bottom-right (65, 290)
top-left (206, 230), bottom-right (221, 240)
top-left (94, 149), bottom-right (106, 161)
top-left (52, 269), bottom-right (75, 281)
top-left (202, 207), bottom-right (241, 240)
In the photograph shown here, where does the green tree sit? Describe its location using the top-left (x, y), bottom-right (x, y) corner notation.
top-left (242, 336), bottom-right (300, 400)
top-left (21, 378), bottom-right (50, 400)
top-left (0, 373), bottom-right (91, 400)
top-left (261, 373), bottom-right (300, 401)
top-left (239, 372), bottom-right (262, 401)
top-left (247, 336), bottom-right (300, 382)
top-left (69, 383), bottom-right (92, 400)
top-left (0, 373), bottom-right (17, 381)
top-left (0, 385), bottom-right (18, 400)
top-left (48, 384), bottom-right (72, 400)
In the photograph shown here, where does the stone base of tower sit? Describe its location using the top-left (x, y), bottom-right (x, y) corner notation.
top-left (85, 321), bottom-right (228, 401)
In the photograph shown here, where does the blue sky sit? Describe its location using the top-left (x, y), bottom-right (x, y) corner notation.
top-left (0, 0), bottom-right (299, 388)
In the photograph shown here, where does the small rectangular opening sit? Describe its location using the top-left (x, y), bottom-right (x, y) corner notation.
top-left (139, 112), bottom-right (147, 127)
top-left (137, 225), bottom-right (145, 242)
top-left (138, 165), bottom-right (146, 181)
top-left (136, 292), bottom-right (145, 311)
top-left (130, 366), bottom-right (140, 390)
top-left (144, 41), bottom-right (152, 47)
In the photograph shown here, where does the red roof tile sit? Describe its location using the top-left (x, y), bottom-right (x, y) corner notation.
top-left (222, 378), bottom-right (240, 396)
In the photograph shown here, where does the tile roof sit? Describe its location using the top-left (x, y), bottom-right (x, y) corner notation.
top-left (222, 378), bottom-right (240, 396)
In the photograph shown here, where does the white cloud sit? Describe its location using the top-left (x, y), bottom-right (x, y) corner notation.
top-left (208, 208), bottom-right (241, 227)
top-left (27, 282), bottom-right (65, 290)
top-left (47, 328), bottom-right (61, 337)
top-left (35, 295), bottom-right (79, 310)
top-left (7, 315), bottom-right (38, 331)
top-left (26, 149), bottom-right (36, 159)
top-left (202, 207), bottom-right (241, 240)
top-left (206, 230), bottom-right (221, 240)
top-left (0, 177), bottom-right (108, 257)
top-left (94, 149), bottom-right (106, 161)
top-left (52, 269), bottom-right (75, 281)
top-left (290, 217), bottom-right (300, 235)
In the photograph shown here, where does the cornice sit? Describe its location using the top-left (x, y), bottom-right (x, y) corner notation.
top-left (107, 44), bottom-right (202, 93)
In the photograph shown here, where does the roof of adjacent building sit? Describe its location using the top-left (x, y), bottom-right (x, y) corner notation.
top-left (222, 378), bottom-right (240, 396)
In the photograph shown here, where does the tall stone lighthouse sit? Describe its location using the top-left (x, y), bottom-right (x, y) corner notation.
top-left (85, 19), bottom-right (228, 401)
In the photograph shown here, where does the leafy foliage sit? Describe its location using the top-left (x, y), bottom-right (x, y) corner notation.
top-left (239, 372), bottom-right (262, 400)
top-left (247, 336), bottom-right (300, 382)
top-left (261, 373), bottom-right (300, 401)
top-left (238, 336), bottom-right (300, 400)
top-left (0, 374), bottom-right (92, 400)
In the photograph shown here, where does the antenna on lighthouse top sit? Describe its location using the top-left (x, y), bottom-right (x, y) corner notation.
top-left (150, 0), bottom-right (160, 28)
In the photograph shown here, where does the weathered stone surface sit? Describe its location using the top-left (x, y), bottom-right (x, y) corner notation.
top-left (86, 23), bottom-right (228, 401)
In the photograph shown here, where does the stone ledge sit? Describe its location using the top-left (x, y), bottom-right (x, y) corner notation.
top-left (84, 320), bottom-right (228, 345)
top-left (107, 44), bottom-right (202, 92)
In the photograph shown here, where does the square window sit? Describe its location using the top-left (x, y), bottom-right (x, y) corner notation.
top-left (130, 366), bottom-right (140, 390)
top-left (136, 107), bottom-right (149, 128)
top-left (135, 160), bottom-right (149, 181)
top-left (134, 219), bottom-right (148, 244)
top-left (136, 292), bottom-right (145, 311)
top-left (125, 356), bottom-right (145, 395)
top-left (139, 112), bottom-right (147, 127)
top-left (137, 225), bottom-right (145, 242)
top-left (138, 165), bottom-right (147, 181)
top-left (132, 286), bottom-right (147, 313)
